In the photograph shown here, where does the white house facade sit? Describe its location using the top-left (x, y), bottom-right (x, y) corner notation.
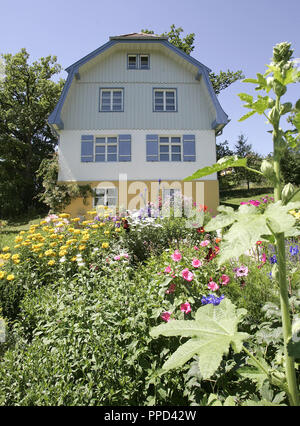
top-left (48, 33), bottom-right (229, 216)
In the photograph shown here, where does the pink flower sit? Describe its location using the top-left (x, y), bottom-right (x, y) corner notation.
top-left (122, 253), bottom-right (129, 259)
top-left (208, 281), bottom-right (219, 291)
top-left (234, 265), bottom-right (249, 278)
top-left (166, 283), bottom-right (176, 294)
top-left (180, 302), bottom-right (191, 314)
top-left (171, 250), bottom-right (182, 262)
top-left (200, 240), bottom-right (210, 247)
top-left (261, 253), bottom-right (267, 263)
top-left (161, 311), bottom-right (172, 322)
top-left (192, 258), bottom-right (202, 268)
top-left (220, 274), bottom-right (230, 286)
top-left (249, 200), bottom-right (261, 206)
top-left (193, 246), bottom-right (199, 251)
top-left (114, 255), bottom-right (121, 261)
top-left (164, 265), bottom-right (171, 273)
top-left (181, 268), bottom-right (194, 282)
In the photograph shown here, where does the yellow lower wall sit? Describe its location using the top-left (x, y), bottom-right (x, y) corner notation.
top-left (60, 180), bottom-right (219, 218)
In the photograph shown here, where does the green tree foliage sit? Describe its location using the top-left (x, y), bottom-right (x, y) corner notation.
top-left (141, 25), bottom-right (244, 95)
top-left (36, 154), bottom-right (93, 213)
top-left (233, 134), bottom-right (264, 190)
top-left (0, 48), bottom-right (64, 218)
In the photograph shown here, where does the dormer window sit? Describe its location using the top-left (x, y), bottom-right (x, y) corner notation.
top-left (127, 54), bottom-right (150, 70)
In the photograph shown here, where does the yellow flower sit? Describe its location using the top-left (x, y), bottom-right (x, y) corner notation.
top-left (59, 250), bottom-right (67, 257)
top-left (73, 229), bottom-right (81, 235)
top-left (71, 218), bottom-right (81, 222)
top-left (100, 223), bottom-right (105, 227)
top-left (50, 242), bottom-right (57, 247)
top-left (71, 256), bottom-right (77, 262)
top-left (115, 228), bottom-right (121, 233)
top-left (68, 227), bottom-right (75, 233)
top-left (13, 259), bottom-right (20, 265)
top-left (91, 224), bottom-right (99, 229)
top-left (59, 213), bottom-right (70, 219)
top-left (14, 244), bottom-right (21, 249)
top-left (7, 274), bottom-right (15, 281)
top-left (3, 253), bottom-right (11, 260)
top-left (45, 249), bottom-right (55, 257)
top-left (40, 220), bottom-right (47, 225)
top-left (2, 246), bottom-right (10, 252)
top-left (48, 260), bottom-right (56, 266)
top-left (11, 254), bottom-right (20, 261)
top-left (19, 231), bottom-right (25, 235)
top-left (102, 242), bottom-right (109, 249)
top-left (87, 210), bottom-right (97, 215)
top-left (15, 236), bottom-right (23, 243)
top-left (79, 245), bottom-right (86, 251)
top-left (0, 271), bottom-right (6, 279)
top-left (104, 230), bottom-right (110, 235)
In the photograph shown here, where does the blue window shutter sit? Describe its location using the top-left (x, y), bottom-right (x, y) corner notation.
top-left (118, 135), bottom-right (131, 162)
top-left (183, 135), bottom-right (196, 162)
top-left (146, 135), bottom-right (159, 161)
top-left (81, 135), bottom-right (94, 162)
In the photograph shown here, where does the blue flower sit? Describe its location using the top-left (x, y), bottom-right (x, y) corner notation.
top-left (201, 294), bottom-right (225, 306)
top-left (289, 245), bottom-right (299, 256)
top-left (269, 255), bottom-right (277, 264)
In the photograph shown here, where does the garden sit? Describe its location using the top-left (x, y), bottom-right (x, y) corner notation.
top-left (0, 42), bottom-right (300, 407)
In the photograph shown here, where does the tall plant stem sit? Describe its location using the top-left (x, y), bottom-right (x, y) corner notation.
top-left (273, 119), bottom-right (300, 405)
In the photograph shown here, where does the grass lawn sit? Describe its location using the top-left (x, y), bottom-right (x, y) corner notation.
top-left (0, 216), bottom-right (44, 251)
top-left (220, 187), bottom-right (300, 208)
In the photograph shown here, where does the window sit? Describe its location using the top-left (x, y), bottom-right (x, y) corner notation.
top-left (146, 134), bottom-right (195, 162)
top-left (100, 88), bottom-right (123, 112)
top-left (95, 136), bottom-right (118, 162)
top-left (162, 188), bottom-right (182, 208)
top-left (94, 187), bottom-right (118, 207)
top-left (159, 136), bottom-right (182, 162)
top-left (127, 54), bottom-right (150, 70)
top-left (153, 89), bottom-right (176, 112)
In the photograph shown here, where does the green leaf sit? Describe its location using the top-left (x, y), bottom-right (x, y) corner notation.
top-left (238, 357), bottom-right (271, 390)
top-left (216, 201), bottom-right (300, 266)
top-left (184, 156), bottom-right (247, 181)
top-left (242, 78), bottom-right (258, 84)
top-left (204, 207), bottom-right (236, 232)
top-left (287, 340), bottom-right (300, 359)
top-left (293, 112), bottom-right (300, 131)
top-left (150, 299), bottom-right (249, 379)
top-left (239, 110), bottom-right (256, 122)
top-left (238, 93), bottom-right (253, 103)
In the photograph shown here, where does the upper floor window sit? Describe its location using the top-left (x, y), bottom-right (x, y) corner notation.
top-left (153, 89), bottom-right (177, 112)
top-left (127, 54), bottom-right (150, 70)
top-left (99, 88), bottom-right (124, 112)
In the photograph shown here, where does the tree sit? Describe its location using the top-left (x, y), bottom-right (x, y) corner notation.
top-left (36, 154), bottom-right (93, 213)
top-left (233, 134), bottom-right (263, 190)
top-left (0, 48), bottom-right (64, 218)
top-left (141, 25), bottom-right (244, 95)
top-left (216, 140), bottom-right (235, 189)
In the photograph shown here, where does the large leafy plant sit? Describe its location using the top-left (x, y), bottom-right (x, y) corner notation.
top-left (151, 42), bottom-right (300, 406)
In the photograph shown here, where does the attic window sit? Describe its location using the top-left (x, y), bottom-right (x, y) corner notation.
top-left (127, 54), bottom-right (150, 70)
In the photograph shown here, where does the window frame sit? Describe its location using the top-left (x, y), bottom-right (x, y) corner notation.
top-left (93, 187), bottom-right (118, 208)
top-left (159, 136), bottom-right (182, 162)
top-left (153, 88), bottom-right (177, 112)
top-left (95, 136), bottom-right (118, 162)
top-left (99, 88), bottom-right (124, 112)
top-left (127, 54), bottom-right (150, 70)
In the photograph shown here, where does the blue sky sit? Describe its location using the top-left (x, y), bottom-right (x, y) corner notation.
top-left (1, 0), bottom-right (299, 156)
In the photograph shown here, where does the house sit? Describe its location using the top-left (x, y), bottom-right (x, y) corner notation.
top-left (48, 32), bottom-right (229, 217)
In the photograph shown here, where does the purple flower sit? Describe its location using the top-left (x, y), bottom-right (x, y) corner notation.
top-left (201, 294), bottom-right (225, 306)
top-left (289, 245), bottom-right (299, 256)
top-left (269, 255), bottom-right (277, 264)
top-left (233, 265), bottom-right (249, 278)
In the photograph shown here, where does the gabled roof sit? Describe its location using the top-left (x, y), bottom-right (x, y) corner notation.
top-left (109, 32), bottom-right (168, 40)
top-left (48, 34), bottom-right (229, 133)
